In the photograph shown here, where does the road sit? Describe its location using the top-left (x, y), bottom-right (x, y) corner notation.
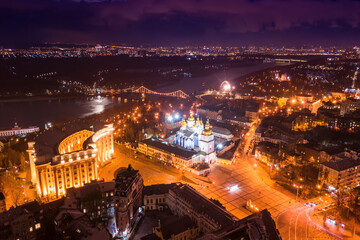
top-left (99, 144), bottom-right (180, 185)
top-left (277, 203), bottom-right (340, 240)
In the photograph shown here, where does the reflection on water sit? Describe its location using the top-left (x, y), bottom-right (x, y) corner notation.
top-left (0, 96), bottom-right (122, 129)
top-left (90, 98), bottom-right (106, 116)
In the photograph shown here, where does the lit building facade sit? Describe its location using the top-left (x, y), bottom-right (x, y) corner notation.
top-left (171, 115), bottom-right (216, 163)
top-left (28, 121), bottom-right (114, 199)
top-left (319, 158), bottom-right (360, 191)
top-left (0, 123), bottom-right (39, 137)
top-left (175, 115), bottom-right (204, 149)
top-left (138, 138), bottom-right (201, 168)
top-left (340, 98), bottom-right (360, 116)
top-left (114, 165), bottom-right (143, 237)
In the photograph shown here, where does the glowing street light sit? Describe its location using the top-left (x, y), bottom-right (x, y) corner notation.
top-left (229, 185), bottom-right (239, 192)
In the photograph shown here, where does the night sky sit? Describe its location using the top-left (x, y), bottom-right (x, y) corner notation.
top-left (1, 0), bottom-right (360, 48)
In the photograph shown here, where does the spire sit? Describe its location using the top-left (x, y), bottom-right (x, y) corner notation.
top-left (205, 119), bottom-right (210, 130)
top-left (202, 119), bottom-right (212, 136)
top-left (188, 112), bottom-right (195, 121)
top-left (182, 119), bottom-right (186, 127)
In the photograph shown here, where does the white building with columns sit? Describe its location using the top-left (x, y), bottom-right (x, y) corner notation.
top-left (27, 121), bottom-right (114, 199)
top-left (172, 115), bottom-right (216, 163)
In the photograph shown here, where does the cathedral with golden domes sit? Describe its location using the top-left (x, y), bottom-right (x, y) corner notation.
top-left (173, 114), bottom-right (216, 163)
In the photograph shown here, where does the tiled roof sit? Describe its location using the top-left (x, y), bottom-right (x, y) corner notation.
top-left (322, 158), bottom-right (360, 172)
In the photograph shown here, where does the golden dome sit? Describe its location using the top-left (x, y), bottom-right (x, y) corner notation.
top-left (182, 119), bottom-right (186, 127)
top-left (188, 115), bottom-right (195, 121)
top-left (202, 119), bottom-right (212, 136)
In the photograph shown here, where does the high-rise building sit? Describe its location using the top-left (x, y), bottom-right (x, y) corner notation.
top-left (114, 165), bottom-right (144, 237)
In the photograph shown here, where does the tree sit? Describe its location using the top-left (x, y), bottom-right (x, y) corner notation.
top-left (19, 153), bottom-right (27, 171)
top-left (0, 172), bottom-right (25, 207)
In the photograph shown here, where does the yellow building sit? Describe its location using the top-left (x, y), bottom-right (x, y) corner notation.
top-left (28, 121), bottom-right (114, 199)
top-left (138, 138), bottom-right (201, 169)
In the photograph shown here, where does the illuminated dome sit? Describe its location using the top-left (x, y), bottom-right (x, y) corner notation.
top-left (202, 119), bottom-right (212, 136)
top-left (188, 114), bottom-right (195, 121)
top-left (182, 119), bottom-right (187, 127)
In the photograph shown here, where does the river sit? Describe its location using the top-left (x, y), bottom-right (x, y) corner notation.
top-left (0, 96), bottom-right (124, 129)
top-left (0, 61), bottom-right (283, 129)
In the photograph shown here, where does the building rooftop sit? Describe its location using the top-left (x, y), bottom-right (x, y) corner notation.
top-left (0, 201), bottom-right (42, 225)
top-left (212, 126), bottom-right (232, 137)
top-left (143, 183), bottom-right (236, 228)
top-left (55, 209), bottom-right (111, 240)
top-left (200, 209), bottom-right (281, 240)
top-left (143, 183), bottom-right (178, 196)
top-left (170, 183), bottom-right (236, 228)
top-left (141, 138), bottom-right (199, 159)
top-left (67, 181), bottom-right (115, 201)
top-left (321, 158), bottom-right (360, 172)
top-left (34, 120), bottom-right (107, 164)
top-left (140, 233), bottom-right (161, 240)
top-left (255, 141), bottom-right (279, 156)
top-left (115, 164), bottom-right (141, 192)
top-left (160, 215), bottom-right (197, 239)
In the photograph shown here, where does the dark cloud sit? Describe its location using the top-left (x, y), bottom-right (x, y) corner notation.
top-left (0, 0), bottom-right (360, 47)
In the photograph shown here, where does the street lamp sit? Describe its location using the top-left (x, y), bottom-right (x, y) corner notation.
top-left (293, 184), bottom-right (303, 202)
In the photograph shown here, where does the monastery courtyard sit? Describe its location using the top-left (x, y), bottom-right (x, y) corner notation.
top-left (99, 143), bottom-right (294, 221)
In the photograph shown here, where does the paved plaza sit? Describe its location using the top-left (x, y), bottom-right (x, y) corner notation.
top-left (101, 144), bottom-right (294, 220)
top-left (194, 161), bottom-right (294, 220)
top-left (99, 144), bottom-right (181, 185)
